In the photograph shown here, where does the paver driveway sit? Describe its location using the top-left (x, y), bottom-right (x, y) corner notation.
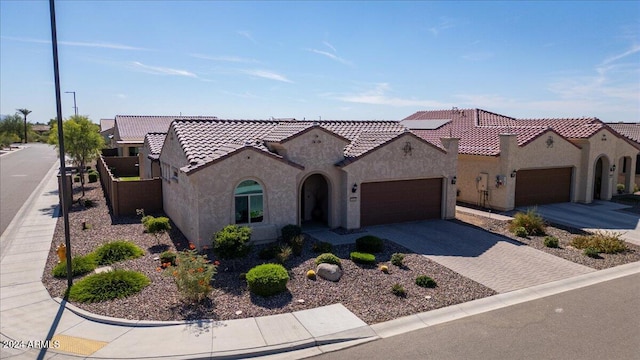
top-left (312, 220), bottom-right (594, 293)
top-left (526, 201), bottom-right (640, 246)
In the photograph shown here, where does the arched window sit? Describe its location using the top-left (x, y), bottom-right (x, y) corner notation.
top-left (234, 180), bottom-right (264, 224)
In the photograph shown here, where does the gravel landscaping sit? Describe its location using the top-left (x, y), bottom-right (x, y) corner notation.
top-left (42, 182), bottom-right (639, 325)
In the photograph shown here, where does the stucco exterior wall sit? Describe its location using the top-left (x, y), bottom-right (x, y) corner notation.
top-left (189, 148), bottom-right (301, 248)
top-left (457, 155), bottom-right (500, 208)
top-left (341, 134), bottom-right (457, 229)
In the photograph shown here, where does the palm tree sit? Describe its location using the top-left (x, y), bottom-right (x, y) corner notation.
top-left (16, 108), bottom-right (32, 143)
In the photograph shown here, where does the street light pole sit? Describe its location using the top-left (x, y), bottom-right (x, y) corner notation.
top-left (65, 91), bottom-right (77, 116)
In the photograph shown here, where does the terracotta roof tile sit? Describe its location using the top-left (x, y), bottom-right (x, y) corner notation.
top-left (144, 133), bottom-right (167, 159)
top-left (607, 123), bottom-right (640, 143)
top-left (115, 115), bottom-right (218, 142)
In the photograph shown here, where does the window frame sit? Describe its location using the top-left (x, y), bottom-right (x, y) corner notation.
top-left (234, 180), bottom-right (264, 225)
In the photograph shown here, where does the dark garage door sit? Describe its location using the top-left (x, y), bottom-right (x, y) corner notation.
top-left (515, 167), bottom-right (572, 207)
top-left (360, 178), bottom-right (442, 227)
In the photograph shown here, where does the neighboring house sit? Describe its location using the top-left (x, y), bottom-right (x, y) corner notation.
top-left (139, 132), bottom-right (166, 179)
top-left (100, 118), bottom-right (115, 145)
top-left (403, 108), bottom-right (640, 211)
top-left (111, 115), bottom-right (218, 157)
top-left (607, 123), bottom-right (640, 191)
top-left (154, 119), bottom-right (458, 248)
top-left (31, 124), bottom-right (50, 135)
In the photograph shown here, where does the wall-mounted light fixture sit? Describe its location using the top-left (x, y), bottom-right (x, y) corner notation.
top-left (610, 164), bottom-right (616, 172)
top-left (351, 183), bottom-right (358, 193)
top-left (511, 170), bottom-right (517, 178)
top-left (602, 134), bottom-right (607, 141)
top-left (451, 176), bottom-right (457, 185)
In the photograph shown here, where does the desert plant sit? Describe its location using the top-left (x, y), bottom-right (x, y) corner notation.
top-left (275, 245), bottom-right (293, 265)
top-left (312, 241), bottom-right (333, 253)
top-left (281, 224), bottom-right (302, 244)
top-left (246, 263), bottom-right (289, 297)
top-left (212, 225), bottom-right (252, 270)
top-left (142, 216), bottom-right (171, 245)
top-left (258, 244), bottom-right (279, 260)
top-left (391, 283), bottom-right (406, 297)
top-left (52, 254), bottom-right (97, 278)
top-left (168, 250), bottom-right (217, 302)
top-left (509, 208), bottom-right (546, 236)
top-left (291, 234), bottom-right (305, 256)
top-left (94, 240), bottom-right (144, 265)
top-left (571, 231), bottom-right (627, 254)
top-left (617, 183), bottom-right (625, 194)
top-left (415, 275), bottom-right (437, 288)
top-left (315, 253), bottom-right (342, 267)
top-left (543, 236), bottom-right (559, 248)
top-left (355, 235), bottom-right (384, 253)
top-left (74, 175), bottom-right (81, 183)
top-left (306, 269), bottom-right (316, 279)
top-left (68, 269), bottom-right (150, 303)
top-left (391, 253), bottom-right (405, 267)
top-left (513, 226), bottom-right (528, 238)
top-left (159, 250), bottom-right (177, 266)
top-left (583, 247), bottom-right (600, 258)
top-left (88, 171), bottom-right (98, 183)
top-left (350, 251), bottom-right (376, 265)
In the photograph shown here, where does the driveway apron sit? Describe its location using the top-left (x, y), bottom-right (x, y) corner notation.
top-left (320, 220), bottom-right (595, 293)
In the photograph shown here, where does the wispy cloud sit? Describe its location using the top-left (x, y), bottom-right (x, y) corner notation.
top-left (323, 41), bottom-right (337, 53)
top-left (240, 69), bottom-right (293, 83)
top-left (190, 53), bottom-right (259, 63)
top-left (219, 90), bottom-right (259, 99)
top-left (237, 30), bottom-right (256, 43)
top-left (1, 36), bottom-right (150, 50)
top-left (602, 44), bottom-right (640, 65)
top-left (306, 41), bottom-right (353, 66)
top-left (130, 61), bottom-right (198, 78)
top-left (429, 17), bottom-right (456, 36)
top-left (335, 83), bottom-right (452, 107)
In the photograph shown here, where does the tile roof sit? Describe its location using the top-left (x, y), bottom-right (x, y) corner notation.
top-left (100, 118), bottom-right (115, 132)
top-left (114, 115), bottom-right (218, 142)
top-left (604, 123), bottom-right (640, 144)
top-left (403, 108), bottom-right (611, 156)
top-left (144, 133), bottom-right (167, 160)
top-left (167, 119), bottom-right (413, 173)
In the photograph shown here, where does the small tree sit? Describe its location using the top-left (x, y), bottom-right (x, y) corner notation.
top-left (142, 215), bottom-right (171, 245)
top-left (16, 108), bottom-right (31, 143)
top-left (48, 115), bottom-right (105, 197)
top-left (0, 114), bottom-right (26, 144)
top-left (212, 225), bottom-right (252, 270)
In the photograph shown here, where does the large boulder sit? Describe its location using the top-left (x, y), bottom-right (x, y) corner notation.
top-left (316, 263), bottom-right (342, 282)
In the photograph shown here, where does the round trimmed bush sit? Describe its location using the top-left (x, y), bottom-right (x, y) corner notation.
top-left (94, 240), bottom-right (144, 265)
top-left (544, 236), bottom-right (559, 248)
top-left (513, 226), bottom-right (528, 238)
top-left (68, 270), bottom-right (150, 303)
top-left (415, 275), bottom-right (437, 288)
top-left (391, 253), bottom-right (404, 266)
top-left (583, 247), bottom-right (600, 258)
top-left (246, 264), bottom-right (289, 297)
top-left (350, 251), bottom-right (376, 265)
top-left (281, 224), bottom-right (302, 244)
top-left (212, 225), bottom-right (252, 260)
top-left (52, 254), bottom-right (97, 278)
top-left (355, 235), bottom-right (383, 253)
top-left (314, 253), bottom-right (342, 267)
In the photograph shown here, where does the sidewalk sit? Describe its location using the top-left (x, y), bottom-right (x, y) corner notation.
top-left (1, 168), bottom-right (639, 359)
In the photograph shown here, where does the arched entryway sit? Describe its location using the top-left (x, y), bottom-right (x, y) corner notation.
top-left (593, 156), bottom-right (611, 200)
top-left (300, 174), bottom-right (329, 227)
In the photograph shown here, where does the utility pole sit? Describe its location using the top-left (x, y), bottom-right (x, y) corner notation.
top-left (65, 91), bottom-right (77, 116)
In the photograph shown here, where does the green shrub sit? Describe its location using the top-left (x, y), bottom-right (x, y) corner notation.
top-left (415, 275), bottom-right (437, 288)
top-left (73, 175), bottom-right (80, 183)
top-left (391, 253), bottom-right (404, 267)
top-left (391, 283), bottom-right (406, 297)
top-left (281, 224), bottom-right (302, 244)
top-left (212, 225), bottom-right (252, 261)
top-left (258, 245), bottom-right (278, 260)
top-left (355, 235), bottom-right (384, 253)
top-left (94, 240), bottom-right (144, 265)
top-left (88, 172), bottom-right (98, 183)
top-left (571, 231), bottom-right (627, 254)
top-left (583, 247), bottom-right (600, 258)
top-left (315, 253), bottom-right (342, 267)
top-left (68, 270), bottom-right (150, 303)
top-left (52, 254), bottom-right (97, 278)
top-left (291, 234), bottom-right (305, 256)
top-left (144, 216), bottom-right (171, 236)
top-left (513, 226), bottom-right (528, 238)
top-left (543, 236), bottom-right (559, 248)
top-left (82, 199), bottom-right (95, 207)
top-left (617, 183), bottom-right (625, 194)
top-left (246, 263), bottom-right (289, 297)
top-left (159, 250), bottom-right (177, 266)
top-left (275, 245), bottom-right (292, 265)
top-left (168, 250), bottom-right (217, 302)
top-left (312, 241), bottom-right (333, 253)
top-left (509, 208), bottom-right (546, 236)
top-left (350, 251), bottom-right (376, 265)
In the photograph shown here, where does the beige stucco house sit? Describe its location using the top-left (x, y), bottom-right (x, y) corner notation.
top-left (607, 123), bottom-right (640, 191)
top-left (154, 119), bottom-right (458, 248)
top-left (403, 109), bottom-right (640, 211)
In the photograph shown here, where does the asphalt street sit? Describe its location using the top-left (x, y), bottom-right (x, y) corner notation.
top-left (310, 273), bottom-right (640, 360)
top-left (0, 143), bottom-right (58, 236)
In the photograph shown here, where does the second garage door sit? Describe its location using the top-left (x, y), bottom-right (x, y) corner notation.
top-left (515, 167), bottom-right (572, 207)
top-left (360, 178), bottom-right (442, 227)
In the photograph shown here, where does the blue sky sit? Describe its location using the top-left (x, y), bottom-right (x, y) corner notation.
top-left (1, 1), bottom-right (638, 123)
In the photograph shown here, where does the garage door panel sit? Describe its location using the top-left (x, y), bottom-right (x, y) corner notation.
top-left (515, 168), bottom-right (571, 207)
top-left (361, 178), bottom-right (442, 227)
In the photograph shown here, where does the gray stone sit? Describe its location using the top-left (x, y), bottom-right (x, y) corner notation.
top-left (94, 266), bottom-right (113, 274)
top-left (316, 263), bottom-right (342, 282)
